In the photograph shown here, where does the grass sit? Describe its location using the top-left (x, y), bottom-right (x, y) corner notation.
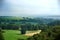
top-left (3, 30), bottom-right (28, 40)
top-left (3, 30), bottom-right (41, 40)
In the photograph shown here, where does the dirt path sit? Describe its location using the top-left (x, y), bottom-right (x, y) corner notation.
top-left (25, 30), bottom-right (41, 36)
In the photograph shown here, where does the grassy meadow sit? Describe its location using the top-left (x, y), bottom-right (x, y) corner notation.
top-left (3, 30), bottom-right (28, 40)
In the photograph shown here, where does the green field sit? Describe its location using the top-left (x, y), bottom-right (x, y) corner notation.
top-left (3, 30), bottom-right (28, 40)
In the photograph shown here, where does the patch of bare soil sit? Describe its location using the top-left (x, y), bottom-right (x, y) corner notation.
top-left (25, 30), bottom-right (41, 36)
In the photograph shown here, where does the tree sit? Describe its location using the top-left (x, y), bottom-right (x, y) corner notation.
top-left (27, 25), bottom-right (60, 40)
top-left (54, 33), bottom-right (60, 40)
top-left (0, 28), bottom-right (4, 40)
top-left (21, 24), bottom-right (26, 34)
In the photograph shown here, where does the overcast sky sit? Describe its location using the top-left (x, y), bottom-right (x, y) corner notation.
top-left (0, 0), bottom-right (60, 17)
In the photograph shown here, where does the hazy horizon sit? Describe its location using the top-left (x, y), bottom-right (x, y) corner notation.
top-left (0, 0), bottom-right (60, 17)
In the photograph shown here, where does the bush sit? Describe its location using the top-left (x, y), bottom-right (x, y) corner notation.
top-left (27, 26), bottom-right (60, 40)
top-left (0, 28), bottom-right (4, 40)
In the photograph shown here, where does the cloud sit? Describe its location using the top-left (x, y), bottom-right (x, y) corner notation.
top-left (0, 0), bottom-right (59, 16)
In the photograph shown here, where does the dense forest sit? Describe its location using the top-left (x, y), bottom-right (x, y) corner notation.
top-left (0, 16), bottom-right (55, 30)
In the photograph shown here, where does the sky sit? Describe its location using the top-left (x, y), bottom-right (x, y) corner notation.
top-left (0, 0), bottom-right (60, 17)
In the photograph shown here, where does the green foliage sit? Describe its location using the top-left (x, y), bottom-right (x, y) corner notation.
top-left (27, 26), bottom-right (60, 40)
top-left (21, 24), bottom-right (26, 34)
top-left (0, 16), bottom-right (60, 40)
top-left (0, 28), bottom-right (4, 40)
